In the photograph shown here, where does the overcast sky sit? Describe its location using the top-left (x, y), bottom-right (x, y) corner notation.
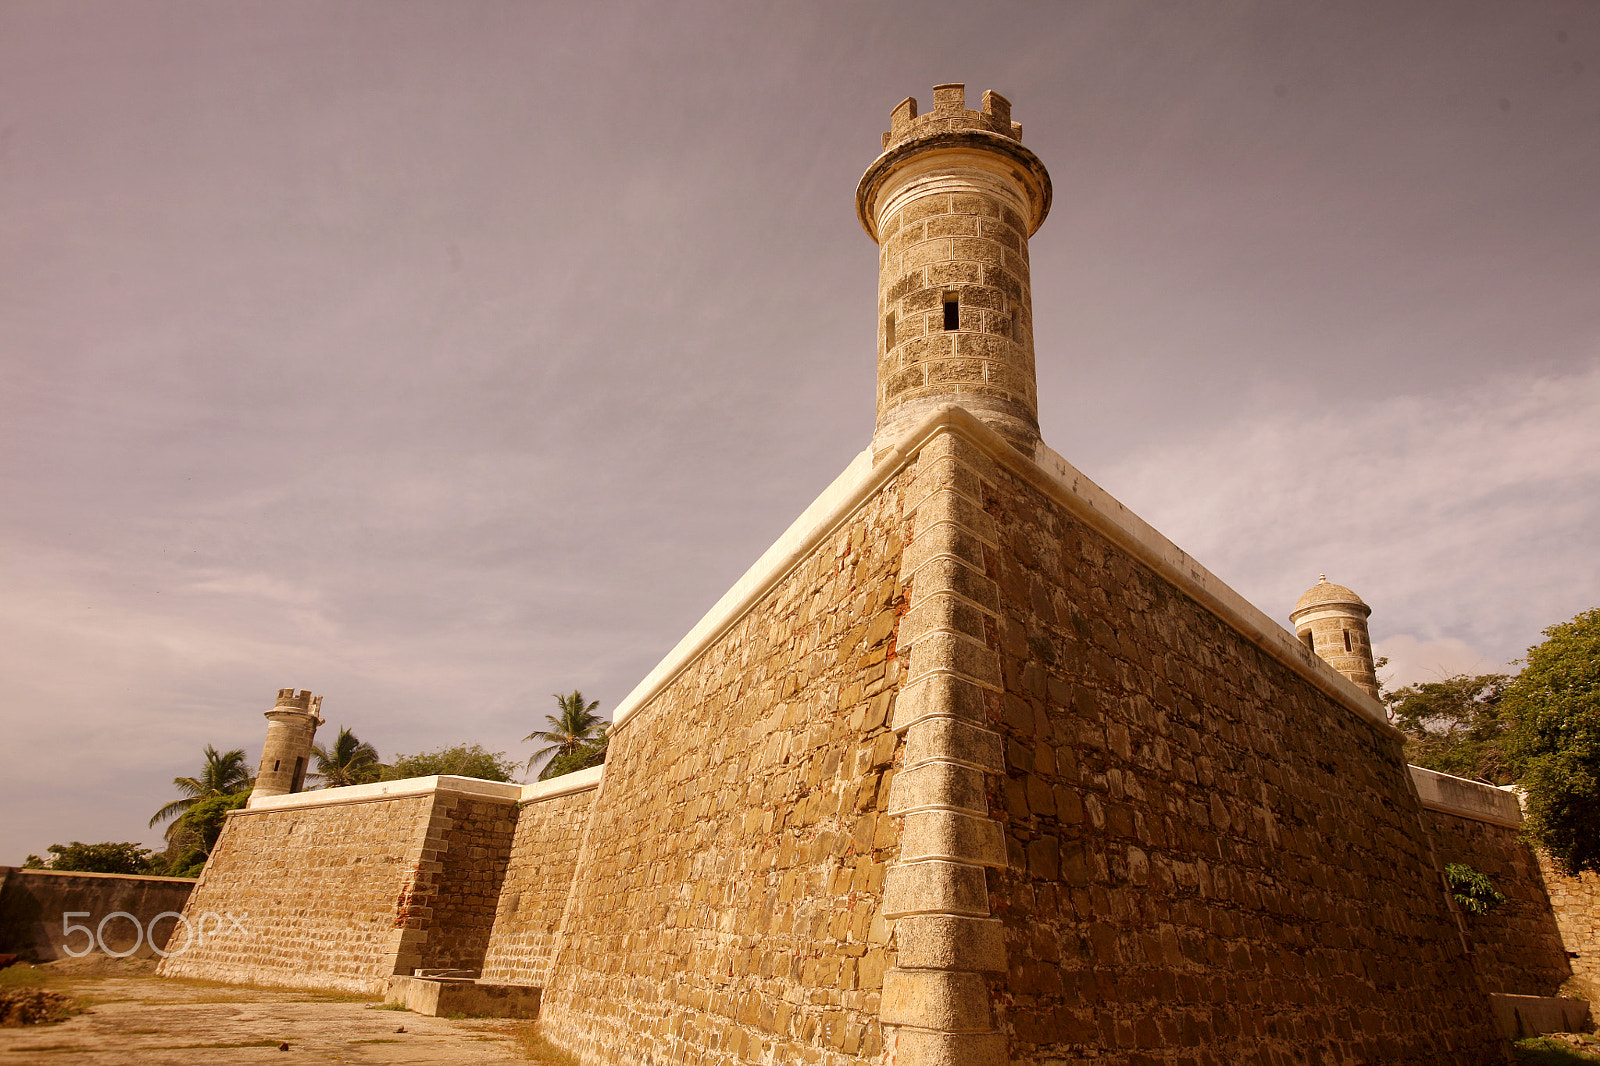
top-left (3, 0), bottom-right (1597, 864)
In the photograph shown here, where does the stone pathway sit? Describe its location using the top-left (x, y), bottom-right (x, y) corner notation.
top-left (0, 961), bottom-right (559, 1064)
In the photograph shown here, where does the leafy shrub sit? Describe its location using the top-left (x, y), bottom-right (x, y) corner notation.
top-left (383, 744), bottom-right (517, 783)
top-left (22, 842), bottom-right (156, 875)
top-left (1445, 862), bottom-right (1507, 916)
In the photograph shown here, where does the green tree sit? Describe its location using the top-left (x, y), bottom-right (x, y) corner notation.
top-left (310, 726), bottom-right (382, 788)
top-left (1385, 673), bottom-right (1513, 784)
top-left (1504, 607), bottom-right (1600, 876)
top-left (382, 743), bottom-right (517, 783)
top-left (158, 792), bottom-right (251, 878)
top-left (148, 745), bottom-right (253, 837)
top-left (538, 732), bottom-right (608, 781)
top-left (524, 691), bottom-right (606, 777)
top-left (23, 841), bottom-right (155, 874)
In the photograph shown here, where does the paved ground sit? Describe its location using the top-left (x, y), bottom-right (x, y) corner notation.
top-left (0, 960), bottom-right (564, 1065)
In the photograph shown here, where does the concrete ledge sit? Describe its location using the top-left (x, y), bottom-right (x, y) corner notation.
top-left (1487, 994), bottom-right (1591, 1040)
top-left (1410, 766), bottom-right (1523, 828)
top-left (0, 867), bottom-right (196, 885)
top-left (243, 775), bottom-right (522, 813)
top-left (608, 445), bottom-right (884, 731)
top-left (1027, 426), bottom-right (1393, 731)
top-left (606, 404), bottom-right (1397, 748)
top-left (518, 764), bottom-right (604, 804)
top-left (385, 976), bottom-right (541, 1019)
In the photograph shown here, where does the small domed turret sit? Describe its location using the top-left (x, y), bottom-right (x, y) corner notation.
top-left (1290, 575), bottom-right (1380, 700)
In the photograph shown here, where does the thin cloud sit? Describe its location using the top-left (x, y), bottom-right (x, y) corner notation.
top-left (1093, 361), bottom-right (1600, 681)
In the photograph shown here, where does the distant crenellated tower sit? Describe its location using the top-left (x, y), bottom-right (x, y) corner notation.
top-left (856, 82), bottom-right (1053, 456)
top-left (1290, 576), bottom-right (1381, 700)
top-left (249, 688), bottom-right (324, 805)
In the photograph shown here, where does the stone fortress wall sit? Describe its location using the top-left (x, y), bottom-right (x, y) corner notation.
top-left (536, 457), bottom-right (916, 1066)
top-left (1410, 765), bottom-right (1574, 999)
top-left (158, 776), bottom-right (519, 994)
top-left (1408, 760), bottom-right (1600, 1006)
top-left (876, 415), bottom-right (1507, 1064)
top-left (480, 766), bottom-right (603, 987)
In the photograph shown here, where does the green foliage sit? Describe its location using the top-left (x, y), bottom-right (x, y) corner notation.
top-left (1504, 608), bottom-right (1600, 876)
top-left (1513, 1036), bottom-right (1600, 1065)
top-left (158, 791), bottom-right (251, 877)
top-left (311, 726), bottom-right (382, 788)
top-left (383, 744), bottom-right (517, 783)
top-left (0, 964), bottom-right (47, 989)
top-left (537, 733), bottom-right (607, 781)
top-left (1444, 862), bottom-right (1507, 916)
top-left (524, 691), bottom-right (607, 777)
top-left (148, 744), bottom-right (253, 837)
top-left (20, 841), bottom-right (156, 875)
top-left (1385, 673), bottom-right (1512, 784)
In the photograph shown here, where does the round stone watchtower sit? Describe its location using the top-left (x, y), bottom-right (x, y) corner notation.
top-left (249, 688), bottom-right (324, 805)
top-left (1290, 577), bottom-right (1381, 700)
top-left (857, 83), bottom-right (1053, 456)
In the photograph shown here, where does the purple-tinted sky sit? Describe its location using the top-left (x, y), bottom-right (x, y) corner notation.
top-left (3, 0), bottom-right (1597, 863)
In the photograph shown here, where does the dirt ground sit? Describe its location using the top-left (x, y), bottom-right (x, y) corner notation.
top-left (0, 959), bottom-right (568, 1065)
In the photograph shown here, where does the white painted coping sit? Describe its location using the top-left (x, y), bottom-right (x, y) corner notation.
top-left (608, 404), bottom-right (1393, 738)
top-left (242, 775), bottom-right (522, 814)
top-left (1409, 766), bottom-right (1524, 828)
top-left (519, 764), bottom-right (604, 803)
top-left (1027, 433), bottom-right (1391, 729)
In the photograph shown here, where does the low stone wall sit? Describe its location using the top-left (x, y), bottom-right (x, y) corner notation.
top-left (1409, 765), bottom-right (1600, 1001)
top-left (0, 867), bottom-right (196, 961)
top-left (1538, 853), bottom-right (1600, 1001)
top-left (157, 776), bottom-right (519, 994)
top-left (480, 767), bottom-right (602, 987)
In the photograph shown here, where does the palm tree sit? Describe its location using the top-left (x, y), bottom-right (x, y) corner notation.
top-left (149, 744), bottom-right (253, 837)
top-left (310, 726), bottom-right (382, 788)
top-left (524, 691), bottom-right (605, 776)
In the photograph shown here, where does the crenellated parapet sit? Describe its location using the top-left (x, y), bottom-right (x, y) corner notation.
top-left (881, 83), bottom-right (1023, 152)
top-left (249, 687), bottom-right (325, 805)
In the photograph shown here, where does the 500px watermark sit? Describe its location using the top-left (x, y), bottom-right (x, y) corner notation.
top-left (58, 911), bottom-right (249, 958)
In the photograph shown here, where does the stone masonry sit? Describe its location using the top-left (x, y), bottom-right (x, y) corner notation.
top-left (535, 462), bottom-right (914, 1066)
top-left (859, 83), bottom-right (1050, 456)
top-left (480, 768), bottom-right (602, 988)
top-left (1538, 853), bottom-right (1600, 1001)
top-left (910, 414), bottom-right (1506, 1064)
top-left (159, 777), bottom-right (518, 994)
top-left (1422, 807), bottom-right (1572, 997)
